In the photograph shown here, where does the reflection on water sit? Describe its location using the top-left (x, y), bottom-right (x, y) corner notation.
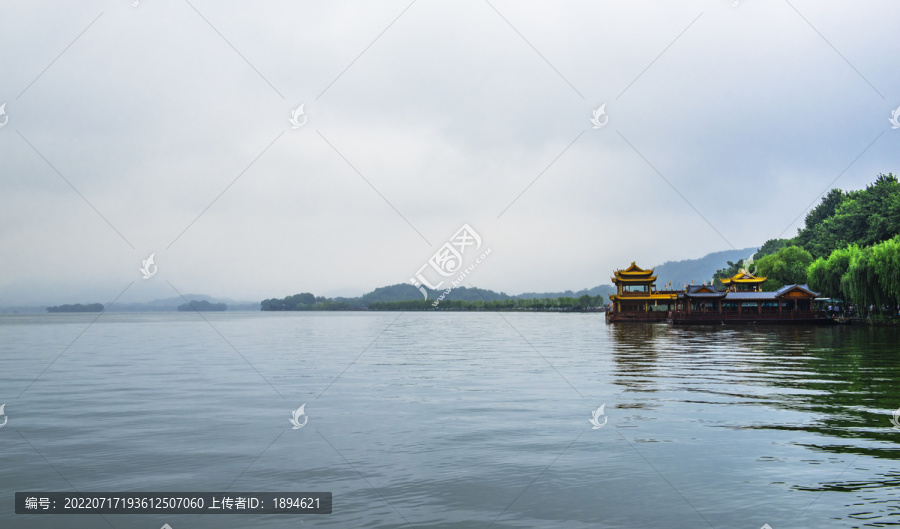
top-left (0, 313), bottom-right (898, 528)
top-left (608, 323), bottom-right (900, 525)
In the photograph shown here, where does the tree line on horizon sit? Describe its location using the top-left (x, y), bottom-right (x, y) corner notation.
top-left (260, 290), bottom-right (610, 312)
top-left (46, 303), bottom-right (104, 313)
top-left (368, 294), bottom-right (608, 311)
top-left (712, 173), bottom-right (899, 317)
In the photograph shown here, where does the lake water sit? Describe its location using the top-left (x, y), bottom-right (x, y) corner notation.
top-left (1, 312), bottom-right (899, 528)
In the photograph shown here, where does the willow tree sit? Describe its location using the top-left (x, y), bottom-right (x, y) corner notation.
top-left (871, 236), bottom-right (900, 306)
top-left (807, 245), bottom-right (854, 299)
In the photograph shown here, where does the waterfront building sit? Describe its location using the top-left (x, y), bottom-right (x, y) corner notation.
top-left (607, 264), bottom-right (826, 324)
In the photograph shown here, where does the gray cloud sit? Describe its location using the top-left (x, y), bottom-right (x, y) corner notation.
top-left (1, 0), bottom-right (898, 305)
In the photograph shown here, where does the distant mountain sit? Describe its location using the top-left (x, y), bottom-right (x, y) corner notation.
top-left (343, 284), bottom-right (515, 305)
top-left (516, 285), bottom-right (617, 300)
top-left (651, 247), bottom-right (758, 288)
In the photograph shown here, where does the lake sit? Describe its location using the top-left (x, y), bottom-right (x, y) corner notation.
top-left (1, 312), bottom-right (899, 528)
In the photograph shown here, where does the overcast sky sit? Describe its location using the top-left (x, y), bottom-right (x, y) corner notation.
top-left (1, 0), bottom-right (898, 306)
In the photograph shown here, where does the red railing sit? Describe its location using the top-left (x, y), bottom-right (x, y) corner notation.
top-left (609, 310), bottom-right (826, 321)
top-left (672, 310), bottom-right (824, 320)
top-left (608, 311), bottom-right (669, 320)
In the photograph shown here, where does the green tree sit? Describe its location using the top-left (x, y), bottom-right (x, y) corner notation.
top-left (795, 188), bottom-right (848, 252)
top-left (795, 174), bottom-right (899, 258)
top-left (755, 245), bottom-right (814, 290)
top-left (872, 236), bottom-right (900, 305)
top-left (838, 236), bottom-right (900, 312)
top-left (844, 245), bottom-right (878, 309)
top-left (753, 239), bottom-right (792, 260)
top-left (807, 245), bottom-right (854, 299)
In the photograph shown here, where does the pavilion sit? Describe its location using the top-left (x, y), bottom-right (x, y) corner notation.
top-left (607, 262), bottom-right (678, 321)
top-left (719, 269), bottom-right (767, 292)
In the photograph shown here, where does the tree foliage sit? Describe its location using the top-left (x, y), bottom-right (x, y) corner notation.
top-left (753, 238), bottom-right (792, 260)
top-left (261, 293), bottom-right (317, 311)
top-left (754, 245), bottom-right (813, 290)
top-left (794, 173), bottom-right (899, 258)
top-left (806, 245), bottom-right (853, 299)
top-left (807, 236), bottom-right (900, 311)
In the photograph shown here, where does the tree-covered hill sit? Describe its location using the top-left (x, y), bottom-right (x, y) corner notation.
top-left (712, 173), bottom-right (899, 316)
top-left (754, 174), bottom-right (899, 262)
top-left (795, 173), bottom-right (900, 258)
